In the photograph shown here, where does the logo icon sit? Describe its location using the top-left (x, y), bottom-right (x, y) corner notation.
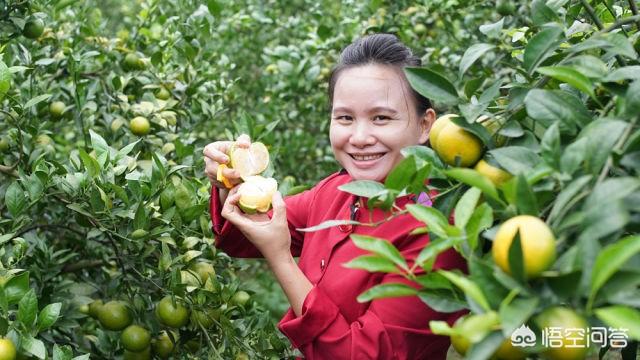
top-left (511, 325), bottom-right (537, 347)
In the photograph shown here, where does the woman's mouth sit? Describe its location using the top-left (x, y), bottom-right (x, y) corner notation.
top-left (350, 153), bottom-right (385, 161)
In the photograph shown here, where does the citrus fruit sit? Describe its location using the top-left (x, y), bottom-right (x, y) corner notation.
top-left (497, 0), bottom-right (516, 16)
top-left (79, 304), bottom-right (90, 314)
top-left (156, 296), bottom-right (190, 328)
top-left (123, 53), bottom-right (144, 71)
top-left (536, 307), bottom-right (589, 360)
top-left (121, 325), bottom-right (151, 352)
top-left (413, 23), bottom-right (427, 35)
top-left (0, 137), bottom-right (10, 152)
top-left (123, 346), bottom-right (151, 360)
top-left (190, 262), bottom-right (215, 284)
top-left (155, 87), bottom-right (171, 100)
top-left (49, 101), bottom-right (66, 119)
top-left (237, 176), bottom-right (278, 214)
top-left (129, 116), bottom-right (150, 136)
top-left (216, 163), bottom-right (234, 189)
top-left (97, 301), bottom-right (132, 331)
top-left (0, 338), bottom-right (17, 360)
top-left (152, 331), bottom-right (176, 359)
top-left (36, 134), bottom-right (52, 146)
top-left (492, 215), bottom-right (556, 279)
top-left (190, 307), bottom-right (221, 329)
top-left (180, 270), bottom-right (200, 287)
top-left (475, 159), bottom-right (512, 186)
top-left (429, 113), bottom-right (456, 149)
top-left (235, 353), bottom-right (250, 360)
top-left (228, 141), bottom-right (270, 178)
top-left (88, 299), bottom-right (103, 319)
top-left (494, 340), bottom-right (526, 360)
top-left (230, 290), bottom-right (251, 307)
top-left (432, 116), bottom-right (484, 167)
top-left (450, 314), bottom-right (524, 359)
top-left (22, 18), bottom-right (44, 39)
top-left (131, 229), bottom-right (148, 239)
top-left (161, 142), bottom-right (175, 155)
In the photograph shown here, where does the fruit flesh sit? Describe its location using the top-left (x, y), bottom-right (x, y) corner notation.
top-left (237, 176), bottom-right (278, 213)
top-left (229, 142), bottom-right (269, 178)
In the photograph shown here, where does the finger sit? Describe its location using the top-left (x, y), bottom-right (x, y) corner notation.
top-left (221, 192), bottom-right (243, 221)
top-left (203, 142), bottom-right (231, 164)
top-left (271, 191), bottom-right (287, 221)
top-left (222, 167), bottom-right (240, 180)
top-left (236, 134), bottom-right (251, 148)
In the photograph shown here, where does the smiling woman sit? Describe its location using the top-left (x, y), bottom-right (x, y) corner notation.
top-left (204, 33), bottom-right (467, 359)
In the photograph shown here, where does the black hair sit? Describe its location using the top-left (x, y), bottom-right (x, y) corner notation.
top-left (328, 33), bottom-right (432, 116)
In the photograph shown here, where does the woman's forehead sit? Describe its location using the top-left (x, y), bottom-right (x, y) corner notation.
top-left (332, 65), bottom-right (414, 111)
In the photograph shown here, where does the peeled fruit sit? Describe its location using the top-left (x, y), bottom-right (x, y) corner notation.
top-left (475, 159), bottom-right (512, 186)
top-left (492, 215), bottom-right (556, 279)
top-left (229, 142), bottom-right (270, 178)
top-left (216, 164), bottom-right (234, 189)
top-left (431, 114), bottom-right (483, 167)
top-left (237, 176), bottom-right (278, 214)
top-left (130, 116), bottom-right (150, 136)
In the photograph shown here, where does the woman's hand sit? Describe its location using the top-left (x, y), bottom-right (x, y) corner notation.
top-left (202, 134), bottom-right (251, 189)
top-left (220, 186), bottom-right (291, 263)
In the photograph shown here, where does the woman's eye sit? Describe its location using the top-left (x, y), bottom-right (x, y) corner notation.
top-left (373, 115), bottom-right (390, 122)
top-left (334, 115), bottom-right (352, 121)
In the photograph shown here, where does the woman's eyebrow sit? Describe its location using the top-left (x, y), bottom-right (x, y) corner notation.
top-left (368, 106), bottom-right (398, 115)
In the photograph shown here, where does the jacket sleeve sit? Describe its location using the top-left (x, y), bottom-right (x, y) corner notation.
top-left (209, 183), bottom-right (320, 258)
top-left (277, 236), bottom-right (467, 360)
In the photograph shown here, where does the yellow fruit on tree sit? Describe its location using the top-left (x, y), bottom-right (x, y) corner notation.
top-left (0, 338), bottom-right (17, 360)
top-left (230, 290), bottom-right (250, 307)
top-left (129, 116), bottom-right (150, 136)
top-left (433, 115), bottom-right (483, 167)
top-left (536, 307), bottom-right (589, 360)
top-left (475, 159), bottom-right (512, 186)
top-left (492, 215), bottom-right (556, 279)
top-left (237, 176), bottom-right (278, 214)
top-left (190, 261), bottom-right (215, 284)
top-left (155, 87), bottom-right (171, 100)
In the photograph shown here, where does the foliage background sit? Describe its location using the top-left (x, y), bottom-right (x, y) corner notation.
top-left (1, 0), bottom-right (640, 359)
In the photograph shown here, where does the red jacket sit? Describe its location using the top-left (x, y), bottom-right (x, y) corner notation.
top-left (210, 171), bottom-right (467, 360)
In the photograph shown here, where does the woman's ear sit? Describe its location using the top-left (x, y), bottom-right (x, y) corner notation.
top-left (419, 108), bottom-right (436, 144)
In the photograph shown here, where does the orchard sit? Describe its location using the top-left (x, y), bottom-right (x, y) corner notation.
top-left (1, 1), bottom-right (639, 359)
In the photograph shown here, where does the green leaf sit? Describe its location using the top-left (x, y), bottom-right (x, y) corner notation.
top-left (499, 297), bottom-right (539, 337)
top-left (524, 89), bottom-right (591, 133)
top-left (467, 331), bottom-right (505, 360)
top-left (207, 0), bottom-right (223, 16)
top-left (459, 43), bottom-right (495, 78)
top-left (356, 283), bottom-right (417, 302)
top-left (415, 237), bottom-right (462, 271)
top-left (585, 177), bottom-right (640, 210)
top-left (350, 234), bottom-right (408, 271)
top-left (465, 203), bottom-right (493, 251)
top-left (405, 204), bottom-right (450, 239)
top-left (548, 175), bottom-right (592, 225)
top-left (53, 345), bottom-right (74, 360)
top-left (338, 180), bottom-right (385, 198)
top-left (4, 271), bottom-right (30, 304)
top-left (78, 149), bottom-right (101, 178)
top-left (570, 33), bottom-right (638, 59)
top-left (507, 230), bottom-right (525, 282)
top-left (419, 289), bottom-right (468, 312)
top-left (603, 66), bottom-right (640, 82)
top-left (0, 61), bottom-right (10, 99)
top-left (5, 181), bottom-right (28, 218)
top-left (531, 0), bottom-right (559, 25)
top-left (515, 174), bottom-right (538, 216)
top-left (22, 336), bottom-right (46, 359)
top-left (133, 202), bottom-right (148, 231)
top-left (405, 67), bottom-right (459, 104)
top-left (489, 146), bottom-right (541, 175)
top-left (565, 55), bottom-right (608, 79)
top-left (24, 94), bottom-right (52, 109)
top-left (89, 130), bottom-right (111, 167)
top-left (402, 145), bottom-right (444, 169)
top-left (523, 26), bottom-right (563, 74)
top-left (626, 81), bottom-right (640, 114)
top-left (536, 66), bottom-right (595, 99)
top-left (384, 155), bottom-right (416, 191)
top-left (343, 255), bottom-right (400, 273)
top-left (578, 119), bottom-right (628, 174)
top-left (454, 187), bottom-right (481, 228)
top-left (594, 306), bottom-right (640, 341)
top-left (429, 320), bottom-right (454, 336)
top-left (439, 270), bottom-right (491, 311)
top-left (18, 289), bottom-right (38, 327)
top-left (590, 235), bottom-right (640, 305)
top-left (443, 168), bottom-right (501, 203)
top-left (38, 302), bottom-right (61, 330)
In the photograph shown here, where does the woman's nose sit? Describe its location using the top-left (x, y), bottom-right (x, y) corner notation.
top-left (349, 120), bottom-right (376, 147)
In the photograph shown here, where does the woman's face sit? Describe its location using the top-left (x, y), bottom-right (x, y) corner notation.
top-left (329, 64), bottom-right (434, 182)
